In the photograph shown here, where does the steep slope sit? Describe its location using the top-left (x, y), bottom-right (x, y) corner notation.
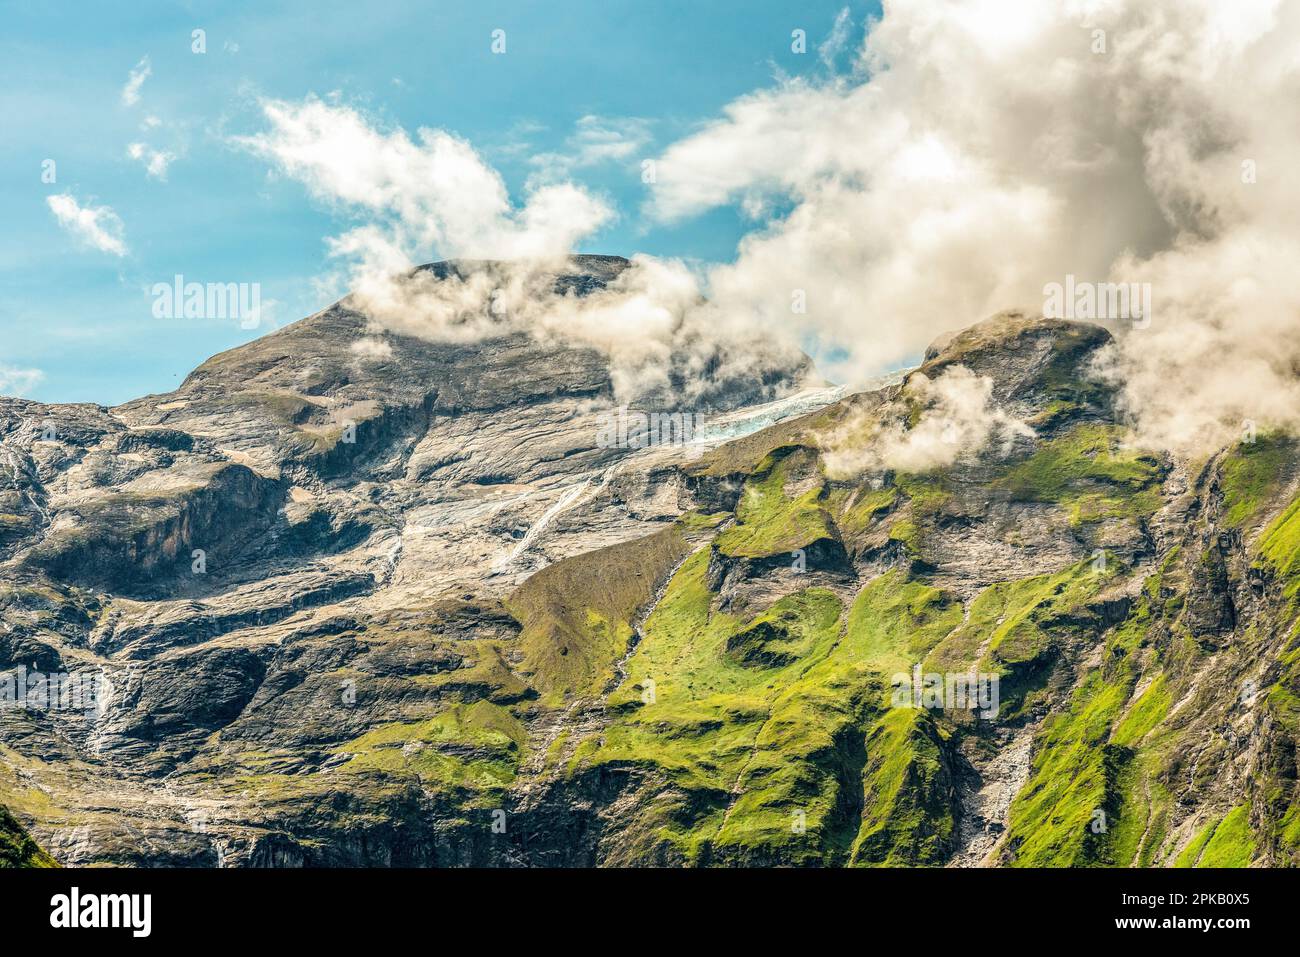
top-left (3, 282), bottom-right (1298, 867)
top-left (0, 805), bottom-right (54, 867)
top-left (0, 256), bottom-right (820, 865)
top-left (543, 312), bottom-right (1300, 867)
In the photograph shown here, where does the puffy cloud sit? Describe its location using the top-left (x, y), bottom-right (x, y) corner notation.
top-left (338, 250), bottom-right (801, 402)
top-left (349, 336), bottom-right (393, 359)
top-left (241, 2), bottom-right (1300, 444)
top-left (239, 98), bottom-right (804, 402)
top-left (127, 142), bottom-right (176, 180)
top-left (529, 115), bottom-right (652, 180)
top-left (820, 365), bottom-right (1034, 477)
top-left (46, 194), bottom-right (127, 256)
top-left (646, 0), bottom-right (1300, 453)
top-left (121, 56), bottom-right (150, 107)
top-left (239, 96), bottom-right (612, 264)
top-left (0, 365), bottom-right (44, 398)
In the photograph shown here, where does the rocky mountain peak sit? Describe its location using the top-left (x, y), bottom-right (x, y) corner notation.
top-left (2, 300), bottom-right (1296, 871)
top-left (912, 311), bottom-right (1115, 413)
top-left (413, 253), bottom-right (632, 295)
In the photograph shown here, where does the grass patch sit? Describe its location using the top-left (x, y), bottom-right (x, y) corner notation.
top-left (1197, 804), bottom-right (1255, 867)
top-left (1177, 805), bottom-right (1255, 868)
top-left (994, 424), bottom-right (1162, 525)
top-left (1003, 592), bottom-right (1155, 865)
top-left (0, 805), bottom-right (56, 868)
top-left (332, 701), bottom-right (526, 802)
top-left (507, 523), bottom-right (696, 703)
top-left (1221, 435), bottom-right (1293, 528)
top-left (849, 707), bottom-right (956, 866)
top-left (714, 447), bottom-right (836, 559)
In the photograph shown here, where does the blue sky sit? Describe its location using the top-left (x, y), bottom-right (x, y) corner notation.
top-left (1, 0), bottom-right (874, 405)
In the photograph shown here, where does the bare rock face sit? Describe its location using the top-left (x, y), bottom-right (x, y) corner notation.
top-left (3, 289), bottom-right (1298, 870)
top-left (0, 256), bottom-right (823, 866)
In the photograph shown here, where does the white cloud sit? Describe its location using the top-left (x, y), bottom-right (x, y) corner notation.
top-left (223, 3), bottom-right (1300, 450)
top-left (529, 115), bottom-right (652, 180)
top-left (350, 336), bottom-right (393, 359)
top-left (237, 98), bottom-right (789, 399)
top-left (820, 365), bottom-right (1034, 477)
top-left (0, 365), bottom-right (44, 398)
top-left (127, 142), bottom-right (176, 180)
top-left (818, 6), bottom-right (854, 68)
top-left (46, 194), bottom-right (127, 256)
top-left (569, 115), bottom-right (651, 165)
top-left (644, 0), bottom-right (1300, 453)
top-left (235, 99), bottom-right (800, 398)
top-left (238, 96), bottom-right (613, 266)
top-left (337, 249), bottom-right (801, 402)
top-left (121, 56), bottom-right (150, 107)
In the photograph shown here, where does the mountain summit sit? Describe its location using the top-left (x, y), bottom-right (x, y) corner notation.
top-left (2, 286), bottom-right (1298, 867)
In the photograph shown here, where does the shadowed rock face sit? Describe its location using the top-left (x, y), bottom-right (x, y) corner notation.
top-left (2, 283), bottom-right (1299, 869)
top-left (0, 256), bottom-right (819, 866)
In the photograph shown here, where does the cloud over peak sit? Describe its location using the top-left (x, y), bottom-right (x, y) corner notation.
top-left (239, 96), bottom-right (613, 268)
top-left (645, 0), bottom-right (1300, 451)
top-left (229, 3), bottom-right (1300, 454)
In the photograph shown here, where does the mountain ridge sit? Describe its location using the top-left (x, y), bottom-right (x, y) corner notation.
top-left (3, 264), bottom-right (1299, 867)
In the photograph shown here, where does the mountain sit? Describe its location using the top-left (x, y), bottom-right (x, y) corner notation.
top-left (0, 805), bottom-right (53, 867)
top-left (2, 259), bottom-right (1299, 867)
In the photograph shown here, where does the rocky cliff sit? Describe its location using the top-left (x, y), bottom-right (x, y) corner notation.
top-left (3, 259), bottom-right (1298, 867)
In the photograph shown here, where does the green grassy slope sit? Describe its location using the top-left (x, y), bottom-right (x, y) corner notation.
top-left (0, 805), bottom-right (55, 868)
